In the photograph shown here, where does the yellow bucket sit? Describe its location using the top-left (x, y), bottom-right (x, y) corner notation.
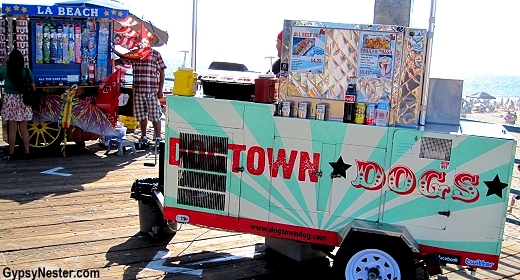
top-left (172, 67), bottom-right (197, 96)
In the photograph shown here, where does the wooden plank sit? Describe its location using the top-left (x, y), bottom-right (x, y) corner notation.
top-left (0, 187), bottom-right (134, 209)
top-left (0, 181), bottom-right (135, 200)
top-left (0, 206), bottom-right (138, 231)
top-left (3, 229), bottom-right (246, 266)
top-left (3, 231), bottom-right (263, 271)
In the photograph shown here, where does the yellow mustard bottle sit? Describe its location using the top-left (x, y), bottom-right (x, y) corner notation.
top-left (172, 67), bottom-right (197, 96)
top-left (172, 51), bottom-right (197, 96)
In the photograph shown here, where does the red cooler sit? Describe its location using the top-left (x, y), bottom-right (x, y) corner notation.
top-left (254, 74), bottom-right (278, 103)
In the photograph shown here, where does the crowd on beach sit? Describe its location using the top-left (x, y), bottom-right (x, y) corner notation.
top-left (462, 97), bottom-right (520, 125)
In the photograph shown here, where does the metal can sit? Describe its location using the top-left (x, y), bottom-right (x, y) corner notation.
top-left (281, 101), bottom-right (292, 117)
top-left (354, 102), bottom-right (366, 124)
top-left (298, 102), bottom-right (309, 119)
top-left (315, 104), bottom-right (327, 121)
top-left (365, 103), bottom-right (376, 125)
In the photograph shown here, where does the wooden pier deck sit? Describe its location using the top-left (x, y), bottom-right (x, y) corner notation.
top-left (1, 139), bottom-right (519, 280)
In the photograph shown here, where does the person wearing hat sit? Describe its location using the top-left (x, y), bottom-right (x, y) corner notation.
top-left (270, 31), bottom-right (283, 76)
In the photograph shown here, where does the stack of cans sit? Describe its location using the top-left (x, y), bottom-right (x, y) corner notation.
top-left (354, 102), bottom-right (376, 125)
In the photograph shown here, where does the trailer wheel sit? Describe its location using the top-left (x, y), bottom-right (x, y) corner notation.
top-left (332, 235), bottom-right (415, 280)
top-left (20, 121), bottom-right (63, 148)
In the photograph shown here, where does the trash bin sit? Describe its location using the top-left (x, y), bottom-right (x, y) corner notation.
top-left (131, 178), bottom-right (177, 237)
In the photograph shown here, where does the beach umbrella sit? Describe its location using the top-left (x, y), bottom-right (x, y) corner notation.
top-left (113, 14), bottom-right (168, 47)
top-left (466, 91), bottom-right (496, 100)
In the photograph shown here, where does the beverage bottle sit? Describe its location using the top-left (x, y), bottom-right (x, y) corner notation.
top-left (343, 77), bottom-right (357, 123)
top-left (375, 91), bottom-right (390, 127)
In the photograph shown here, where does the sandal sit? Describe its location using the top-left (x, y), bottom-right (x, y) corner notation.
top-left (22, 153), bottom-right (30, 159)
top-left (2, 154), bottom-right (14, 160)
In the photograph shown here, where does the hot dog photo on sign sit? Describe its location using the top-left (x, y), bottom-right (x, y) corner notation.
top-left (357, 32), bottom-right (396, 79)
top-left (289, 27), bottom-right (326, 73)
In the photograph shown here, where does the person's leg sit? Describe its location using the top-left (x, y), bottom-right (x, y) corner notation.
top-left (152, 120), bottom-right (161, 139)
top-left (7, 120), bottom-right (17, 155)
top-left (508, 198), bottom-right (515, 213)
top-left (148, 95), bottom-right (163, 143)
top-left (133, 93), bottom-right (149, 143)
top-left (139, 119), bottom-right (148, 139)
top-left (19, 120), bottom-right (30, 154)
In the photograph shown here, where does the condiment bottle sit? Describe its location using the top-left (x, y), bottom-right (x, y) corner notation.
top-left (343, 77), bottom-right (357, 123)
top-left (375, 91), bottom-right (391, 127)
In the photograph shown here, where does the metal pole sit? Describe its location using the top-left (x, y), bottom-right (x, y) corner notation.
top-left (419, 0), bottom-right (437, 126)
top-left (191, 0), bottom-right (198, 71)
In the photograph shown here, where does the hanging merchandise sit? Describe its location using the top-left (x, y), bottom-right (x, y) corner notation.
top-left (50, 24), bottom-right (58, 64)
top-left (56, 24), bottom-right (63, 63)
top-left (15, 17), bottom-right (29, 66)
top-left (35, 23), bottom-right (43, 63)
top-left (68, 24), bottom-right (75, 64)
top-left (96, 19), bottom-right (110, 82)
top-left (87, 19), bottom-right (97, 61)
top-left (42, 24), bottom-right (50, 64)
top-left (0, 17), bottom-right (6, 62)
top-left (74, 23), bottom-right (81, 63)
top-left (62, 24), bottom-right (69, 64)
top-left (80, 22), bottom-right (90, 84)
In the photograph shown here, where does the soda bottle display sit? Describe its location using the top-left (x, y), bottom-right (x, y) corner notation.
top-left (375, 91), bottom-right (391, 127)
top-left (343, 77), bottom-right (357, 123)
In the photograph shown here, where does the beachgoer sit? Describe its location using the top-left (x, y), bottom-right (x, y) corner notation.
top-left (115, 48), bottom-right (166, 146)
top-left (508, 165), bottom-right (520, 214)
top-left (0, 49), bottom-right (35, 160)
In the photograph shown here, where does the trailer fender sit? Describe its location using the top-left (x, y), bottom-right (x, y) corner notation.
top-left (338, 219), bottom-right (419, 253)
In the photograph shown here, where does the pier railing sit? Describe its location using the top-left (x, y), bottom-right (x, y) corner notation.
top-left (499, 124), bottom-right (520, 225)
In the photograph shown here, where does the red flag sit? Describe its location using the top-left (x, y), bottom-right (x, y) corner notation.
top-left (116, 35), bottom-right (139, 50)
top-left (113, 26), bottom-right (137, 38)
top-left (116, 15), bottom-right (138, 27)
top-left (97, 69), bottom-right (121, 102)
top-left (135, 48), bottom-right (151, 60)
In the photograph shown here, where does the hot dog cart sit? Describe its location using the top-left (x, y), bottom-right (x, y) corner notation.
top-left (138, 19), bottom-right (516, 279)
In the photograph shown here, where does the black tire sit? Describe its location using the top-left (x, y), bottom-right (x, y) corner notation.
top-left (332, 233), bottom-right (416, 280)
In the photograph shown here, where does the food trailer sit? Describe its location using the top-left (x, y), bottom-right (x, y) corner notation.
top-left (136, 19), bottom-right (517, 279)
top-left (0, 1), bottom-right (125, 149)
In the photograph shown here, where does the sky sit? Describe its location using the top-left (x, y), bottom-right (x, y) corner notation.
top-left (118, 0), bottom-right (520, 79)
top-left (4, 0), bottom-right (520, 79)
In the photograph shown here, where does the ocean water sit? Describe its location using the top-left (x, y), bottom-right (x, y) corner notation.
top-left (446, 74), bottom-right (520, 99)
top-left (161, 57), bottom-right (520, 98)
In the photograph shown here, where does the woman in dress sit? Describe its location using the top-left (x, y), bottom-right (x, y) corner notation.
top-left (0, 49), bottom-right (35, 160)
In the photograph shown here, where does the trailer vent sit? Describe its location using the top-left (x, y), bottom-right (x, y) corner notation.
top-left (178, 170), bottom-right (227, 193)
top-left (179, 133), bottom-right (228, 173)
top-left (176, 133), bottom-right (229, 212)
top-left (177, 188), bottom-right (225, 211)
top-left (419, 137), bottom-right (452, 161)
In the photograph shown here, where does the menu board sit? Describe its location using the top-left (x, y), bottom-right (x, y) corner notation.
top-left (357, 32), bottom-right (396, 80)
top-left (289, 27), bottom-right (326, 73)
